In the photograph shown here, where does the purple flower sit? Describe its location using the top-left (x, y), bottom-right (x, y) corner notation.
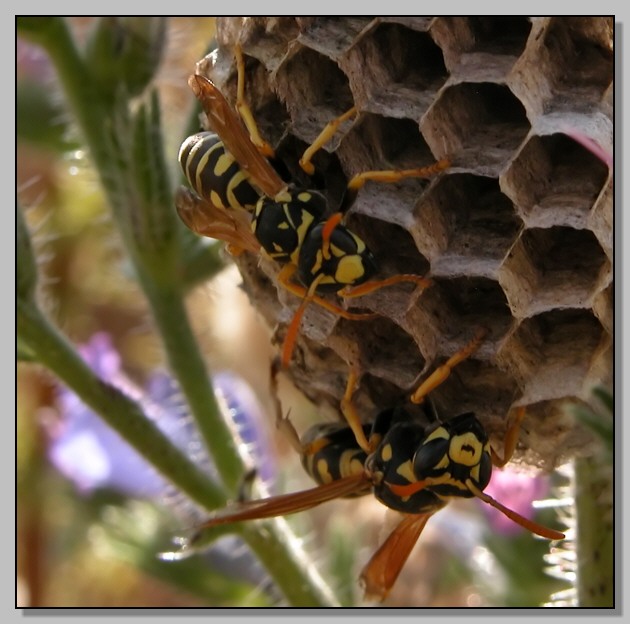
top-left (478, 467), bottom-right (550, 536)
top-left (43, 332), bottom-right (276, 499)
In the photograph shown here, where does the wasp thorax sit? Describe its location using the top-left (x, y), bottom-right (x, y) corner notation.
top-left (252, 189), bottom-right (327, 264)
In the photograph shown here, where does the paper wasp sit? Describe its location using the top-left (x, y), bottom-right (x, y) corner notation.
top-left (193, 331), bottom-right (565, 602)
top-left (176, 44), bottom-right (448, 367)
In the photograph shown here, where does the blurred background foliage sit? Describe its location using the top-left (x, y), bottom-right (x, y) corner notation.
top-left (17, 17), bottom-right (606, 608)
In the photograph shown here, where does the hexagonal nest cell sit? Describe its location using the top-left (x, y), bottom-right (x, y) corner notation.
top-left (188, 17), bottom-right (613, 471)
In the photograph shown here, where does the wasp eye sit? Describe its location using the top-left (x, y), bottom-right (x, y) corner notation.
top-left (413, 438), bottom-right (449, 478)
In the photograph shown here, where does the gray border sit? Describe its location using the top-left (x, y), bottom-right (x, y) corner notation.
top-left (12, 10), bottom-right (625, 621)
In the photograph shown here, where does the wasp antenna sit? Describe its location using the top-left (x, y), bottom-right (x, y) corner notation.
top-left (466, 479), bottom-right (565, 540)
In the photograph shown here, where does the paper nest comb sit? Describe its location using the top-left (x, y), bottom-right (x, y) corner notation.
top-left (192, 17), bottom-right (613, 471)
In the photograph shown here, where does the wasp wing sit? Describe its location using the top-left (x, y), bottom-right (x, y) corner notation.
top-left (175, 186), bottom-right (261, 255)
top-left (360, 512), bottom-right (433, 602)
top-left (188, 74), bottom-right (286, 199)
top-left (196, 473), bottom-right (369, 532)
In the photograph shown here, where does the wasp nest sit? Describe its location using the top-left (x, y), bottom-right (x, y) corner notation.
top-left (194, 17), bottom-right (613, 471)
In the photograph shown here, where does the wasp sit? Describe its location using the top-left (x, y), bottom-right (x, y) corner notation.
top-left (176, 44), bottom-right (448, 367)
top-left (193, 332), bottom-right (565, 602)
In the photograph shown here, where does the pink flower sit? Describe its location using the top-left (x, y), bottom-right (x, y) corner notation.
top-left (479, 467), bottom-right (550, 536)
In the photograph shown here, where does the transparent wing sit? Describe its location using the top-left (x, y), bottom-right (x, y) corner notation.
top-left (188, 74), bottom-right (286, 198)
top-left (360, 512), bottom-right (433, 602)
top-left (195, 473), bottom-right (369, 532)
top-left (175, 186), bottom-right (261, 255)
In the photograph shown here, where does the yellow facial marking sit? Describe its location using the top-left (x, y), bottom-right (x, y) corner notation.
top-left (298, 192), bottom-right (312, 202)
top-left (278, 222), bottom-right (290, 230)
top-left (434, 454), bottom-right (449, 470)
top-left (396, 460), bottom-right (416, 484)
top-left (449, 432), bottom-right (482, 467)
top-left (424, 426), bottom-right (449, 443)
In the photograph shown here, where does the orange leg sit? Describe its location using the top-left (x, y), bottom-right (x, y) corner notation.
top-left (280, 275), bottom-right (326, 368)
top-left (340, 274), bottom-right (432, 299)
top-left (410, 328), bottom-right (487, 405)
top-left (234, 43), bottom-right (275, 158)
top-left (276, 264), bottom-right (378, 320)
top-left (299, 107), bottom-right (358, 176)
top-left (490, 406), bottom-right (526, 468)
top-left (320, 212), bottom-right (343, 260)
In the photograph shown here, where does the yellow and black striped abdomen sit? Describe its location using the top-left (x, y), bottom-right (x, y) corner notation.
top-left (178, 131), bottom-right (260, 211)
top-left (299, 423), bottom-right (371, 498)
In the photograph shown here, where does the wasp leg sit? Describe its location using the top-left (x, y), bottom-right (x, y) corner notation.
top-left (410, 328), bottom-right (487, 405)
top-left (341, 158), bottom-right (451, 212)
top-left (339, 273), bottom-right (432, 299)
top-left (491, 406), bottom-right (526, 468)
top-left (277, 266), bottom-right (379, 368)
top-left (280, 274), bottom-right (328, 368)
top-left (340, 364), bottom-right (372, 453)
top-left (234, 43), bottom-right (275, 158)
top-left (276, 264), bottom-right (379, 320)
top-left (299, 106), bottom-right (358, 176)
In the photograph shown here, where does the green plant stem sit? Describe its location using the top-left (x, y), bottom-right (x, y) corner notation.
top-left (22, 18), bottom-right (243, 490)
top-left (17, 299), bottom-right (225, 511)
top-left (574, 456), bottom-right (613, 607)
top-left (140, 278), bottom-right (245, 491)
top-left (18, 18), bottom-right (343, 606)
top-left (243, 521), bottom-right (341, 607)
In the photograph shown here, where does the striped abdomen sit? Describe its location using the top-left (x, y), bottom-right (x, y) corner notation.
top-left (178, 131), bottom-right (260, 211)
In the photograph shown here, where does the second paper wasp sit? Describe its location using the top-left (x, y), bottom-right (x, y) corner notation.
top-left (176, 44), bottom-right (448, 367)
top-left (191, 332), bottom-right (566, 602)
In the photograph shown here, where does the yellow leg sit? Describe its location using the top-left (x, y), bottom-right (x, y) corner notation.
top-left (340, 158), bottom-right (450, 212)
top-left (410, 328), bottom-right (487, 405)
top-left (340, 364), bottom-right (371, 453)
top-left (347, 158), bottom-right (451, 192)
top-left (491, 406), bottom-right (526, 468)
top-left (299, 106), bottom-right (358, 175)
top-left (234, 43), bottom-right (275, 158)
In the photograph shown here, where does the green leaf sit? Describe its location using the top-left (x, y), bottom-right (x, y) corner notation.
top-left (85, 17), bottom-right (167, 102)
